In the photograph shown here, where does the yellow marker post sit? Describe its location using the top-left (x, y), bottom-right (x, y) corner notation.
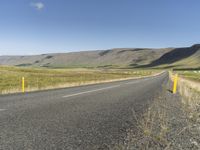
top-left (22, 77), bottom-right (25, 93)
top-left (173, 74), bottom-right (178, 94)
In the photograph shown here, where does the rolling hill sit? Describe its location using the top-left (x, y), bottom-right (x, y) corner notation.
top-left (0, 44), bottom-right (199, 69)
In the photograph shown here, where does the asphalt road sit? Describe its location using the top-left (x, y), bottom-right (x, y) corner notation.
top-left (0, 72), bottom-right (168, 150)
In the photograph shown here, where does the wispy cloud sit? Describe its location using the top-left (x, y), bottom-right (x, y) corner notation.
top-left (31, 2), bottom-right (44, 10)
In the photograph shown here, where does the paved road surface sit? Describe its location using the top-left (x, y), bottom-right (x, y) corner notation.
top-left (0, 72), bottom-right (168, 150)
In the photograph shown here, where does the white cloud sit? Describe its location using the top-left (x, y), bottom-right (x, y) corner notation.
top-left (31, 2), bottom-right (44, 10)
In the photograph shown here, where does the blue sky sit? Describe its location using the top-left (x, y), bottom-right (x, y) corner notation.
top-left (0, 0), bottom-right (200, 55)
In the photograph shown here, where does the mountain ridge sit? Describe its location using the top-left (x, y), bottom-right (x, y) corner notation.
top-left (0, 44), bottom-right (199, 69)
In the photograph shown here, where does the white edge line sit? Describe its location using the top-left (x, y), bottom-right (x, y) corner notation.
top-left (63, 85), bottom-right (120, 98)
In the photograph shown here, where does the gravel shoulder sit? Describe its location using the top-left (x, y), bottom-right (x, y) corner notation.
top-left (122, 77), bottom-right (200, 150)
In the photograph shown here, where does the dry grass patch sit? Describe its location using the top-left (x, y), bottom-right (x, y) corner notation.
top-left (112, 85), bottom-right (174, 149)
top-left (178, 78), bottom-right (200, 144)
top-left (124, 89), bottom-right (172, 149)
top-left (115, 77), bottom-right (200, 149)
top-left (0, 66), bottom-right (158, 94)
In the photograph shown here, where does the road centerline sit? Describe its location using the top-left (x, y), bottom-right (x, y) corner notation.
top-left (0, 109), bottom-right (6, 112)
top-left (63, 85), bottom-right (120, 98)
top-left (124, 81), bottom-right (139, 85)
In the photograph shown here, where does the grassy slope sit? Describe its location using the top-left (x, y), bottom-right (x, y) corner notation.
top-left (144, 45), bottom-right (200, 69)
top-left (160, 50), bottom-right (200, 69)
top-left (0, 45), bottom-right (199, 69)
top-left (0, 48), bottom-right (172, 68)
top-left (0, 66), bottom-right (157, 94)
top-left (173, 50), bottom-right (200, 69)
top-left (177, 71), bottom-right (200, 82)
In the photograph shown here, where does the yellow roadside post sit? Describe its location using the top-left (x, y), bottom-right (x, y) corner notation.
top-left (22, 77), bottom-right (25, 93)
top-left (173, 74), bottom-right (178, 94)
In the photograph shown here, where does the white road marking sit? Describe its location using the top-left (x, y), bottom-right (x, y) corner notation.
top-left (63, 85), bottom-right (120, 98)
top-left (0, 109), bottom-right (6, 112)
top-left (124, 78), bottom-right (151, 85)
top-left (62, 74), bottom-right (161, 98)
top-left (125, 81), bottom-right (139, 85)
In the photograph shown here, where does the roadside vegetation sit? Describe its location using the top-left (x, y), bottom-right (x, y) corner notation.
top-left (177, 74), bottom-right (200, 149)
top-left (120, 85), bottom-right (179, 149)
top-left (178, 71), bottom-right (200, 81)
top-left (0, 65), bottom-right (158, 94)
top-left (116, 72), bottom-right (200, 149)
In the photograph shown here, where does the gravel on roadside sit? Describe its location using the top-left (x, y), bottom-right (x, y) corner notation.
top-left (119, 79), bottom-right (200, 150)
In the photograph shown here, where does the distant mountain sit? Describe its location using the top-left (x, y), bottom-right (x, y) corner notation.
top-left (137, 44), bottom-right (200, 69)
top-left (0, 45), bottom-right (200, 69)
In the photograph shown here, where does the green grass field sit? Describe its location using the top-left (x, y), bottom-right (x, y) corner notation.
top-left (177, 71), bottom-right (200, 81)
top-left (0, 66), bottom-right (158, 94)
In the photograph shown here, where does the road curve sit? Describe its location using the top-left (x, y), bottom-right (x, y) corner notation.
top-left (0, 72), bottom-right (168, 150)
